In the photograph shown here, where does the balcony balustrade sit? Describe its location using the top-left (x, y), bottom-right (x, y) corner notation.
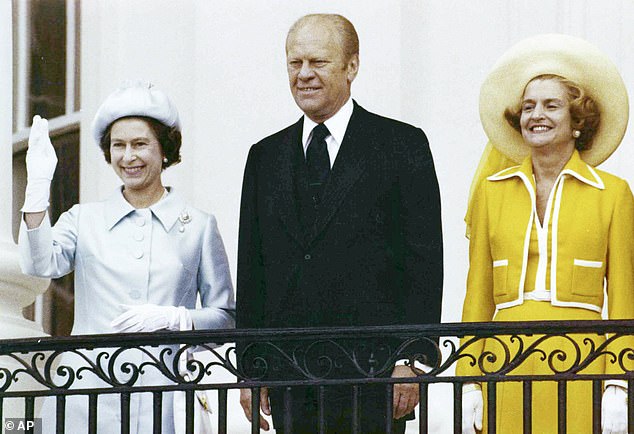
top-left (1, 320), bottom-right (633, 433)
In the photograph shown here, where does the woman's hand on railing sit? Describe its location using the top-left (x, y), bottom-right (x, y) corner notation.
top-left (602, 384), bottom-right (627, 434)
top-left (462, 383), bottom-right (483, 434)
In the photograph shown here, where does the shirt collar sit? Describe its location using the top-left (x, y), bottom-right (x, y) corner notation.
top-left (487, 149), bottom-right (605, 189)
top-left (104, 186), bottom-right (188, 231)
top-left (301, 97), bottom-right (354, 150)
top-left (559, 149), bottom-right (605, 189)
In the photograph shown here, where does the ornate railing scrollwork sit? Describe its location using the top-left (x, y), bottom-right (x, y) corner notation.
top-left (0, 320), bottom-right (633, 395)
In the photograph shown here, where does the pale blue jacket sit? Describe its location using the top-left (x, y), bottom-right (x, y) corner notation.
top-left (19, 187), bottom-right (235, 434)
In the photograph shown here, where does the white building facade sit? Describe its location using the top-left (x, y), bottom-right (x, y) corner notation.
top-left (3, 0), bottom-right (634, 431)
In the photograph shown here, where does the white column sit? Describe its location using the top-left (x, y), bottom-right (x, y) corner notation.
top-left (0, 0), bottom-right (49, 335)
top-left (0, 0), bottom-right (51, 423)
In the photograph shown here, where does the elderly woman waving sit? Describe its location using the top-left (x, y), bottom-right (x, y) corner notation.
top-left (458, 35), bottom-right (634, 434)
top-left (19, 81), bottom-right (235, 433)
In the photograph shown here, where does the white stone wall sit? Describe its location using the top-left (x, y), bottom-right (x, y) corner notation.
top-left (79, 0), bottom-right (634, 319)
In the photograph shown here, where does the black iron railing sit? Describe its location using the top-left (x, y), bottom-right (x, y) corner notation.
top-left (1, 320), bottom-right (633, 433)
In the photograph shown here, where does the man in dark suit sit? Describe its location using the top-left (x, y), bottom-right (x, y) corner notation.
top-left (237, 13), bottom-right (443, 433)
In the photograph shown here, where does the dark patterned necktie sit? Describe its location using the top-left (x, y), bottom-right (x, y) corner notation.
top-left (306, 123), bottom-right (331, 199)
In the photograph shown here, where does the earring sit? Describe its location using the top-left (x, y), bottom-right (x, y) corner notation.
top-left (162, 157), bottom-right (168, 164)
top-left (572, 130), bottom-right (581, 138)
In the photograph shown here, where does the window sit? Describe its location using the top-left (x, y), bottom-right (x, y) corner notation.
top-left (13, 0), bottom-right (81, 336)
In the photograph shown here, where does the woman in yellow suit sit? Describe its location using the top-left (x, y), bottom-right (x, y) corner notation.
top-left (458, 34), bottom-right (634, 434)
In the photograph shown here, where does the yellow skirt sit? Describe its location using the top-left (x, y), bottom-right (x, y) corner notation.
top-left (481, 301), bottom-right (604, 434)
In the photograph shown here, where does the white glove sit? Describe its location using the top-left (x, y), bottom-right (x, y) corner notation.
top-left (462, 384), bottom-right (483, 434)
top-left (111, 304), bottom-right (192, 333)
top-left (602, 385), bottom-right (627, 434)
top-left (22, 115), bottom-right (58, 212)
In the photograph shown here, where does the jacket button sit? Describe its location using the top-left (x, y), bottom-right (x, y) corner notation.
top-left (135, 217), bottom-right (146, 227)
top-left (129, 290), bottom-right (141, 300)
top-left (134, 231), bottom-right (144, 241)
top-left (304, 254), bottom-right (311, 260)
top-left (134, 250), bottom-right (144, 259)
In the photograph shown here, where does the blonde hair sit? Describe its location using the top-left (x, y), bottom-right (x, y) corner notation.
top-left (287, 14), bottom-right (359, 62)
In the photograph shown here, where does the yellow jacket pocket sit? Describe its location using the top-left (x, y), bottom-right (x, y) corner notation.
top-left (571, 259), bottom-right (604, 297)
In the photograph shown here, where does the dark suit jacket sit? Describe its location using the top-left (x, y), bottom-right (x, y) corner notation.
top-left (237, 102), bottom-right (443, 378)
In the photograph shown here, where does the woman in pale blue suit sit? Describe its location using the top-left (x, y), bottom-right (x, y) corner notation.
top-left (18, 80), bottom-right (235, 433)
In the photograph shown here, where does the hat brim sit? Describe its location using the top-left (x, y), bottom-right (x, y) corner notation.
top-left (479, 33), bottom-right (629, 166)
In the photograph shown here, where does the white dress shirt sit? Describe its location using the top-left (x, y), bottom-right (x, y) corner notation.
top-left (301, 97), bottom-right (354, 168)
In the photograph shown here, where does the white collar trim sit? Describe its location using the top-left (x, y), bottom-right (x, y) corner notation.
top-left (301, 97), bottom-right (353, 151)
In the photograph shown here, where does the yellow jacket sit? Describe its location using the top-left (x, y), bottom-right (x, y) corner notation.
top-left (463, 150), bottom-right (634, 323)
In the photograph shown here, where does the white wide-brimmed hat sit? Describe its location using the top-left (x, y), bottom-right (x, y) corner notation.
top-left (91, 80), bottom-right (180, 145)
top-left (479, 33), bottom-right (629, 166)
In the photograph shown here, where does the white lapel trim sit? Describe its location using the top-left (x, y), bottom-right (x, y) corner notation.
top-left (560, 163), bottom-right (605, 190)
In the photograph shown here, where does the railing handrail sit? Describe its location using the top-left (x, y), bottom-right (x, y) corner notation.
top-left (2, 319), bottom-right (634, 353)
top-left (2, 319), bottom-right (633, 433)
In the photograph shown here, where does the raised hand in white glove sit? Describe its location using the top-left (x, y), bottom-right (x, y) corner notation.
top-left (462, 384), bottom-right (483, 434)
top-left (110, 304), bottom-right (192, 333)
top-left (602, 385), bottom-right (627, 434)
top-left (22, 115), bottom-right (58, 212)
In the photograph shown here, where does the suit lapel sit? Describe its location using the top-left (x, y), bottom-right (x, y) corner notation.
top-left (309, 102), bottom-right (371, 242)
top-left (275, 117), bottom-right (306, 248)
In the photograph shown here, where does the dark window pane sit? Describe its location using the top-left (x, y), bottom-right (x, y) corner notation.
top-left (30, 0), bottom-right (66, 119)
top-left (47, 130), bottom-right (79, 336)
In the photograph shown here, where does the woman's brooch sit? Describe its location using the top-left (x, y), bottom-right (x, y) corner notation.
top-left (178, 211), bottom-right (192, 232)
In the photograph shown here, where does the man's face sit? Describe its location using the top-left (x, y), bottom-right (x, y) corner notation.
top-left (286, 20), bottom-right (358, 123)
